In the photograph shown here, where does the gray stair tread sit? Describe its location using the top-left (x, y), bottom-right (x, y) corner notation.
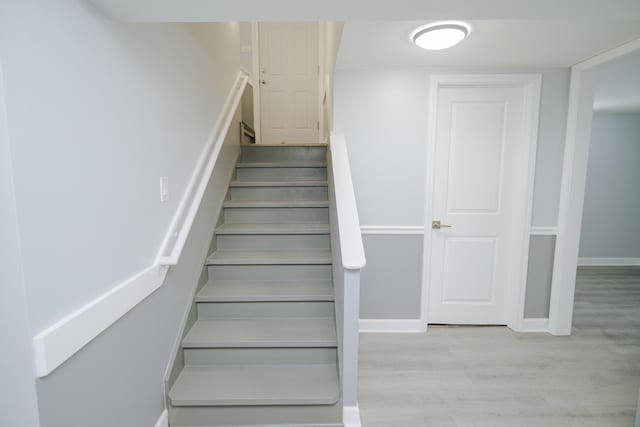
top-left (169, 364), bottom-right (340, 406)
top-left (173, 425), bottom-right (342, 427)
top-left (183, 318), bottom-right (337, 347)
top-left (230, 180), bottom-right (328, 187)
top-left (216, 223), bottom-right (330, 235)
top-left (241, 143), bottom-right (328, 147)
top-left (207, 250), bottom-right (332, 265)
top-left (197, 280), bottom-right (334, 302)
top-left (224, 200), bottom-right (329, 208)
top-left (236, 162), bottom-right (327, 168)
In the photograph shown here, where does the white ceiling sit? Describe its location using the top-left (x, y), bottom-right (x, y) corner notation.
top-left (593, 50), bottom-right (640, 112)
top-left (336, 20), bottom-right (640, 69)
top-left (87, 0), bottom-right (640, 111)
top-left (91, 0), bottom-right (640, 22)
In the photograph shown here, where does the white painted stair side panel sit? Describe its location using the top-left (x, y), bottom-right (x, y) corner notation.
top-left (329, 135), bottom-right (365, 270)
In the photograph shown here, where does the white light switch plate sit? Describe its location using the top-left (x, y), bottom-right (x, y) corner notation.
top-left (159, 177), bottom-right (169, 202)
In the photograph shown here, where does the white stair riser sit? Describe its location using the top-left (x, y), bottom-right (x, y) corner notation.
top-left (216, 234), bottom-right (330, 250)
top-left (224, 207), bottom-right (328, 224)
top-left (170, 401), bottom-right (342, 427)
top-left (196, 301), bottom-right (335, 319)
top-left (237, 167), bottom-right (327, 181)
top-left (230, 186), bottom-right (328, 201)
top-left (208, 265), bottom-right (332, 281)
top-left (240, 146), bottom-right (327, 163)
top-left (183, 348), bottom-right (337, 366)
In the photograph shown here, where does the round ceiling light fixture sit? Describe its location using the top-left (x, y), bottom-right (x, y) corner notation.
top-left (412, 23), bottom-right (470, 50)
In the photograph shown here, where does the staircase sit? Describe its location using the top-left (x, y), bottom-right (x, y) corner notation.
top-left (168, 145), bottom-right (343, 427)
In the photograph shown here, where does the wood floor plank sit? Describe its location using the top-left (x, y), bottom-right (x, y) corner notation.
top-left (358, 267), bottom-right (640, 427)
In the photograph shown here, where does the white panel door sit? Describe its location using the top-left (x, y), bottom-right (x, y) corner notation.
top-left (259, 22), bottom-right (319, 145)
top-left (428, 84), bottom-right (532, 325)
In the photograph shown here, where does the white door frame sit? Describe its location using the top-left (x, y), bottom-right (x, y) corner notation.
top-left (548, 37), bottom-right (640, 336)
top-left (249, 21), bottom-right (262, 144)
top-left (420, 74), bottom-right (542, 332)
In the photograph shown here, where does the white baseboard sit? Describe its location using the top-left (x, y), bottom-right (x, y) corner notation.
top-left (343, 403), bottom-right (362, 427)
top-left (153, 409), bottom-right (168, 427)
top-left (520, 318), bottom-right (549, 333)
top-left (359, 319), bottom-right (424, 333)
top-left (578, 257), bottom-right (640, 266)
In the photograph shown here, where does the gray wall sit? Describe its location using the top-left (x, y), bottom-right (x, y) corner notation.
top-left (524, 236), bottom-right (556, 318)
top-left (334, 67), bottom-right (569, 320)
top-left (579, 112), bottom-right (640, 258)
top-left (0, 1), bottom-right (242, 425)
top-left (0, 61), bottom-right (41, 427)
top-left (360, 234), bottom-right (424, 319)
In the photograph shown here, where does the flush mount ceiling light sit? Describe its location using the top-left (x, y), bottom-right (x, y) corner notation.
top-left (412, 23), bottom-right (470, 50)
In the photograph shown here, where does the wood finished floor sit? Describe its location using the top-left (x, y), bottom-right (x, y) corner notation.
top-left (358, 267), bottom-right (640, 427)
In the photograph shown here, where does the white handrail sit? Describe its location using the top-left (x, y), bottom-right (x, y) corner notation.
top-left (157, 71), bottom-right (248, 265)
top-left (329, 134), bottom-right (366, 270)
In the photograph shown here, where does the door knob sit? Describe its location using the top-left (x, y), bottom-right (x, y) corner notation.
top-left (432, 220), bottom-right (452, 230)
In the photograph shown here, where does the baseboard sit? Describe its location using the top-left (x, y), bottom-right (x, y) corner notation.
top-left (153, 409), bottom-right (168, 427)
top-left (343, 403), bottom-right (362, 427)
top-left (578, 257), bottom-right (640, 266)
top-left (520, 318), bottom-right (549, 332)
top-left (359, 319), bottom-right (424, 333)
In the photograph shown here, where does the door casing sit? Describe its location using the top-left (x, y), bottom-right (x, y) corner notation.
top-left (421, 74), bottom-right (542, 332)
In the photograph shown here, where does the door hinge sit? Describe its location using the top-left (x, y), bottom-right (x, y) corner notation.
top-left (317, 121), bottom-right (320, 132)
top-left (317, 65), bottom-right (320, 76)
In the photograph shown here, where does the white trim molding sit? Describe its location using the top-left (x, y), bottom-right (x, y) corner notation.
top-left (549, 37), bottom-right (640, 336)
top-left (153, 410), bottom-right (168, 427)
top-left (520, 318), bottom-right (550, 333)
top-left (360, 225), bottom-right (425, 235)
top-left (578, 257), bottom-right (640, 266)
top-left (157, 72), bottom-right (248, 265)
top-left (360, 319), bottom-right (424, 333)
top-left (530, 226), bottom-right (559, 236)
top-left (33, 265), bottom-right (168, 377)
top-left (343, 404), bottom-right (362, 427)
top-left (32, 72), bottom-right (248, 378)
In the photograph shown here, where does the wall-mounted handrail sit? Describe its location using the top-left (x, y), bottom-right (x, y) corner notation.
top-left (157, 71), bottom-right (249, 265)
top-left (329, 134), bottom-right (366, 270)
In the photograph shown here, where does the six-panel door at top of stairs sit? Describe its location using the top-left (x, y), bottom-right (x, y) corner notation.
top-left (168, 144), bottom-right (343, 427)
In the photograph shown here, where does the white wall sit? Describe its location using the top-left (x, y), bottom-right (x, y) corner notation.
top-left (579, 112), bottom-right (640, 258)
top-left (334, 67), bottom-right (569, 319)
top-left (0, 0), bottom-right (241, 424)
top-left (0, 0), bottom-right (239, 335)
top-left (0, 60), bottom-right (42, 427)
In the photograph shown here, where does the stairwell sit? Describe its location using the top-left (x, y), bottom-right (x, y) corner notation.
top-left (168, 144), bottom-right (343, 427)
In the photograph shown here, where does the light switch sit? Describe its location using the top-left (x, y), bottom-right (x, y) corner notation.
top-left (159, 177), bottom-right (169, 202)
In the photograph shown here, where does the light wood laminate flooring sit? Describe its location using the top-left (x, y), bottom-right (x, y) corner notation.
top-left (358, 267), bottom-right (640, 426)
